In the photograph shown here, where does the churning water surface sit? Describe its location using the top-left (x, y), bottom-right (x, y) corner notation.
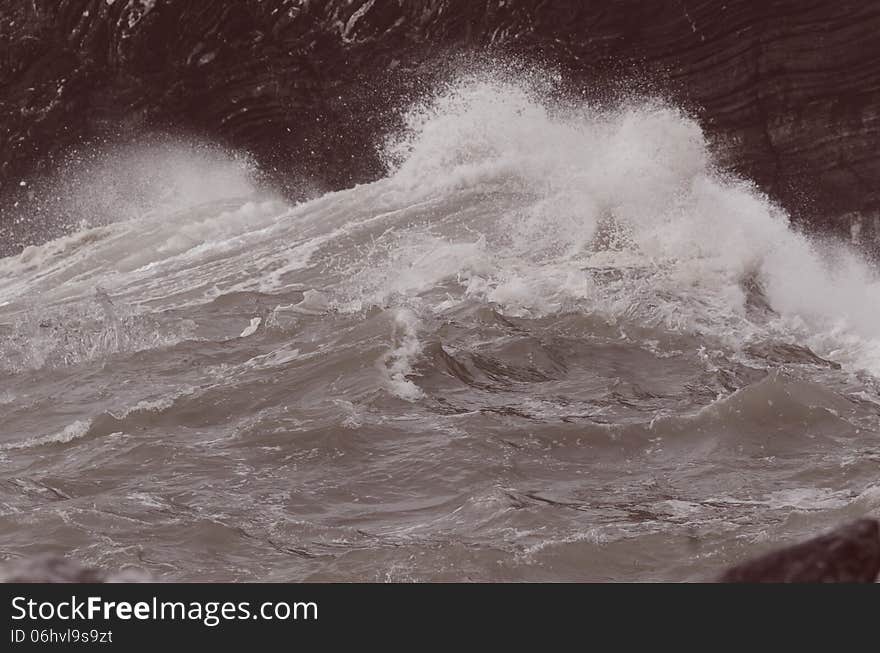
top-left (2, 74), bottom-right (880, 581)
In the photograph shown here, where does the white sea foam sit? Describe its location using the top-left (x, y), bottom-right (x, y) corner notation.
top-left (349, 76), bottom-right (880, 375)
top-left (0, 420), bottom-right (91, 451)
top-left (382, 308), bottom-right (426, 401)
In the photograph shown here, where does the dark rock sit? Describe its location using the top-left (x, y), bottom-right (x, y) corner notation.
top-left (3, 1), bottom-right (880, 254)
top-left (720, 518), bottom-right (880, 582)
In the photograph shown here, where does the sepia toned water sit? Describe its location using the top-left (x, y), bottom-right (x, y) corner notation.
top-left (2, 75), bottom-right (880, 581)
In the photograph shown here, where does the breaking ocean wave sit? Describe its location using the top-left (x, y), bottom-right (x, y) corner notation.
top-left (2, 73), bottom-right (879, 581)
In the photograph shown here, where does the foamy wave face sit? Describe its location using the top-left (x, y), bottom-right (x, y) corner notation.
top-left (341, 75), bottom-right (880, 376)
top-left (3, 72), bottom-right (880, 386)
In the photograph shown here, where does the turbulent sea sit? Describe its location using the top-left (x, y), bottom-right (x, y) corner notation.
top-left (2, 75), bottom-right (880, 581)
